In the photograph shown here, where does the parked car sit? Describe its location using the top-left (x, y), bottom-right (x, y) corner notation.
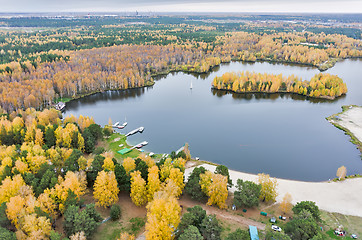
top-left (334, 230), bottom-right (345, 236)
top-left (271, 225), bottom-right (282, 232)
top-left (351, 234), bottom-right (358, 239)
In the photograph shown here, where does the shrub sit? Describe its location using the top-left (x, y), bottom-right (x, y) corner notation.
top-left (110, 204), bottom-right (122, 221)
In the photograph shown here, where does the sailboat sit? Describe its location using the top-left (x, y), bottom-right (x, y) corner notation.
top-left (190, 79), bottom-right (193, 89)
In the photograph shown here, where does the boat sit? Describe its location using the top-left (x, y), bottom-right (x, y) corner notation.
top-left (190, 80), bottom-right (193, 89)
top-left (135, 141), bottom-right (148, 148)
top-left (112, 122), bottom-right (120, 127)
top-left (121, 122), bottom-right (128, 127)
top-left (139, 127), bottom-right (144, 132)
top-left (117, 125), bottom-right (125, 129)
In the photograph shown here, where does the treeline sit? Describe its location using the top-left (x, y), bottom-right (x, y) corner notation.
top-left (0, 31), bottom-right (361, 112)
top-left (212, 72), bottom-right (347, 99)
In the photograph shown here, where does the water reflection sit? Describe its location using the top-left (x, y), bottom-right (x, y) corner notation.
top-left (211, 89), bottom-right (345, 103)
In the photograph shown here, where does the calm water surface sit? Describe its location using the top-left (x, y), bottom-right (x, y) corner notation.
top-left (65, 59), bottom-right (362, 181)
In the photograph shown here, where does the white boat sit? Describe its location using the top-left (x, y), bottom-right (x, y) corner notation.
top-left (122, 122), bottom-right (128, 127)
top-left (190, 80), bottom-right (193, 89)
top-left (135, 141), bottom-right (148, 148)
top-left (139, 127), bottom-right (144, 132)
top-left (112, 122), bottom-right (120, 127)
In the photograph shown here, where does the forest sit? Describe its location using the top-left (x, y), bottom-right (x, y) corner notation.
top-left (212, 72), bottom-right (347, 99)
top-left (0, 107), bottom-right (329, 240)
top-left (0, 28), bottom-right (361, 112)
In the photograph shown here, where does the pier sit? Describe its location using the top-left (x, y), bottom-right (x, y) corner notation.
top-left (125, 127), bottom-right (144, 137)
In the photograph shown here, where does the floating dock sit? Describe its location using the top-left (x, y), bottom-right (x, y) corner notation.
top-left (112, 122), bottom-right (120, 127)
top-left (126, 127), bottom-right (144, 137)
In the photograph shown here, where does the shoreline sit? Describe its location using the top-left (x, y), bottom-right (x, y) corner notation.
top-left (184, 162), bottom-right (362, 217)
top-left (56, 58), bottom-right (360, 106)
top-left (327, 105), bottom-right (362, 154)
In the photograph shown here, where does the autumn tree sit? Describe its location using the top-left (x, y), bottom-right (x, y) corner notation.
top-left (123, 157), bottom-right (136, 174)
top-left (336, 165), bottom-right (347, 180)
top-left (93, 171), bottom-right (119, 207)
top-left (0, 174), bottom-right (25, 204)
top-left (184, 142), bottom-right (191, 161)
top-left (146, 166), bottom-right (161, 202)
top-left (167, 168), bottom-right (185, 198)
top-left (145, 191), bottom-right (181, 240)
top-left (200, 171), bottom-right (228, 209)
top-left (258, 173), bottom-right (278, 202)
top-left (117, 232), bottom-right (135, 240)
top-left (130, 171), bottom-right (147, 206)
top-left (278, 193), bottom-right (293, 214)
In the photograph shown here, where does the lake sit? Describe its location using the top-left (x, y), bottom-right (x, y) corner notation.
top-left (65, 59), bottom-right (362, 181)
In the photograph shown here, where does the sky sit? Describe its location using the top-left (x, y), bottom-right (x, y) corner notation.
top-left (0, 0), bottom-right (361, 13)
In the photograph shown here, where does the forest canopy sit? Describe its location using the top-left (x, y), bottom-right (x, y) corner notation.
top-left (212, 72), bottom-right (347, 99)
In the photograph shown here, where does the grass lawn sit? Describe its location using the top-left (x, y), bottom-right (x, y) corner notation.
top-left (321, 210), bottom-right (362, 238)
top-left (106, 133), bottom-right (142, 160)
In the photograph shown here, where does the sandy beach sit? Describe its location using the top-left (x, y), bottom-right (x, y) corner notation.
top-left (329, 106), bottom-right (362, 144)
top-left (185, 163), bottom-right (362, 217)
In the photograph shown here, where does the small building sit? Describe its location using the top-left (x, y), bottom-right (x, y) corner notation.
top-left (54, 102), bottom-right (66, 111)
top-left (249, 225), bottom-right (259, 240)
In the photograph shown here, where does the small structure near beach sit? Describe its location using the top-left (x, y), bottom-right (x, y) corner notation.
top-left (249, 225), bottom-right (259, 240)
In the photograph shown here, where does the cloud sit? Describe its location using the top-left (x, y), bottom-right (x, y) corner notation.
top-left (0, 0), bottom-right (360, 13)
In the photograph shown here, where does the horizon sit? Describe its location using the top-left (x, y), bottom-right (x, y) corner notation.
top-left (0, 0), bottom-right (361, 14)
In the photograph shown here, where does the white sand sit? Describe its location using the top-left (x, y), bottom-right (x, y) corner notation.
top-left (185, 163), bottom-right (362, 217)
top-left (330, 106), bottom-right (362, 143)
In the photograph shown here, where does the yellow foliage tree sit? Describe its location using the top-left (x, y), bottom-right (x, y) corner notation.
top-left (102, 157), bottom-right (115, 171)
top-left (279, 193), bottom-right (293, 214)
top-left (336, 165), bottom-right (347, 180)
top-left (167, 168), bottom-right (185, 198)
top-left (38, 192), bottom-right (57, 220)
top-left (146, 166), bottom-right (161, 202)
top-left (50, 171), bottom-right (87, 212)
top-left (21, 213), bottom-right (52, 239)
top-left (34, 128), bottom-right (44, 146)
top-left (145, 191), bottom-right (181, 240)
top-left (0, 174), bottom-right (25, 204)
top-left (123, 157), bottom-right (136, 174)
top-left (6, 195), bottom-right (26, 228)
top-left (162, 179), bottom-right (179, 199)
top-left (200, 171), bottom-right (228, 209)
top-left (14, 160), bottom-right (29, 174)
top-left (139, 153), bottom-right (156, 168)
top-left (78, 156), bottom-right (88, 171)
top-left (258, 173), bottom-right (278, 202)
top-left (93, 171), bottom-right (119, 207)
top-left (184, 143), bottom-right (191, 161)
top-left (117, 232), bottom-right (135, 240)
top-left (130, 171), bottom-right (147, 206)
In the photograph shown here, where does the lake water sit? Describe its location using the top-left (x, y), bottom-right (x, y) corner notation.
top-left (65, 59), bottom-right (362, 181)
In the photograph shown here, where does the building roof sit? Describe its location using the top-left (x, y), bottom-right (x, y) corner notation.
top-left (249, 225), bottom-right (259, 240)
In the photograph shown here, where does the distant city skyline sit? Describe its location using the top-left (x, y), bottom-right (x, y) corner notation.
top-left (0, 0), bottom-right (361, 13)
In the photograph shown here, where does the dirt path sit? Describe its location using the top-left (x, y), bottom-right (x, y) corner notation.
top-left (179, 197), bottom-right (266, 230)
